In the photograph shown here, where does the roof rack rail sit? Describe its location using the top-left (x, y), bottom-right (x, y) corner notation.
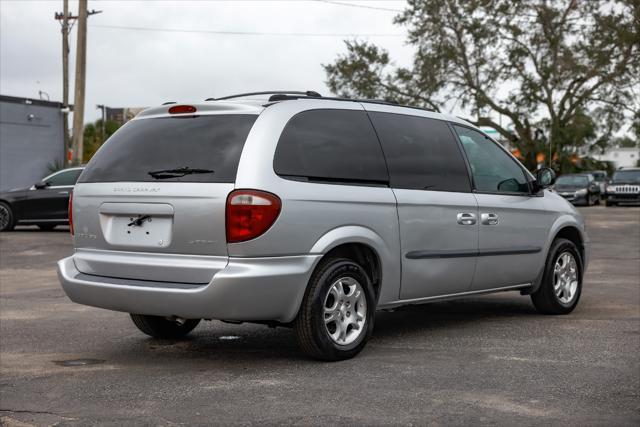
top-left (205, 91), bottom-right (321, 102)
top-left (266, 94), bottom-right (419, 109)
top-left (204, 90), bottom-right (436, 114)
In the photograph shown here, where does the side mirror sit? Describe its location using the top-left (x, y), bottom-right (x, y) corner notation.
top-left (534, 167), bottom-right (556, 191)
top-left (34, 181), bottom-right (48, 189)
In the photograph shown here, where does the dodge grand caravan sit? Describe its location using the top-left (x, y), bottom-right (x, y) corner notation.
top-left (58, 91), bottom-right (589, 360)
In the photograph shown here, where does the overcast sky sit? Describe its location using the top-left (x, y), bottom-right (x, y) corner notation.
top-left (1, 0), bottom-right (413, 123)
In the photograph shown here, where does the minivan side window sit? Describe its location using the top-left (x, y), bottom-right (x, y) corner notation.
top-left (45, 169), bottom-right (83, 186)
top-left (453, 125), bottom-right (530, 194)
top-left (369, 112), bottom-right (471, 192)
top-left (273, 109), bottom-right (389, 185)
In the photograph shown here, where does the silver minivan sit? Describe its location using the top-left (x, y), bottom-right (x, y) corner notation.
top-left (58, 92), bottom-right (589, 360)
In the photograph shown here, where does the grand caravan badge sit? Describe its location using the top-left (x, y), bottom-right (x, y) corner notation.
top-left (112, 187), bottom-right (160, 193)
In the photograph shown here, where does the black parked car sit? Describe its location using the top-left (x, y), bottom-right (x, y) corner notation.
top-left (588, 170), bottom-right (608, 196)
top-left (605, 167), bottom-right (640, 206)
top-left (553, 173), bottom-right (601, 206)
top-left (0, 167), bottom-right (84, 231)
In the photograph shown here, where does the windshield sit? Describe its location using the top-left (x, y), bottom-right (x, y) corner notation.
top-left (556, 175), bottom-right (588, 186)
top-left (79, 115), bottom-right (257, 183)
top-left (590, 172), bottom-right (606, 181)
top-left (612, 170), bottom-right (640, 183)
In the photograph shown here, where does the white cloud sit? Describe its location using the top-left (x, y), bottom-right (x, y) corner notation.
top-left (1, 0), bottom-right (412, 123)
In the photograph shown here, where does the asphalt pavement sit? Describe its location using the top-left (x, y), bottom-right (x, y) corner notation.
top-left (1, 206), bottom-right (639, 426)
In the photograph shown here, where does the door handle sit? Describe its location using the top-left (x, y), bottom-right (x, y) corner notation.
top-left (456, 212), bottom-right (477, 225)
top-left (481, 213), bottom-right (499, 225)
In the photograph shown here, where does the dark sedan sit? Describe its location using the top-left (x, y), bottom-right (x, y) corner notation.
top-left (0, 167), bottom-right (83, 231)
top-left (553, 173), bottom-right (601, 206)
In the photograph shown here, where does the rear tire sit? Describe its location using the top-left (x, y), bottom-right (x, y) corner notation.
top-left (0, 202), bottom-right (16, 231)
top-left (38, 224), bottom-right (57, 231)
top-left (294, 257), bottom-right (376, 361)
top-left (531, 238), bottom-right (582, 315)
top-left (130, 314), bottom-right (200, 339)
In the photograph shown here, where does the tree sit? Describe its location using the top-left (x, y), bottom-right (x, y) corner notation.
top-left (324, 0), bottom-right (639, 170)
top-left (82, 119), bottom-right (121, 161)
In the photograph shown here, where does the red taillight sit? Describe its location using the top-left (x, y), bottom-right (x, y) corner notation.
top-left (226, 190), bottom-right (281, 243)
top-left (68, 191), bottom-right (74, 235)
top-left (168, 105), bottom-right (197, 114)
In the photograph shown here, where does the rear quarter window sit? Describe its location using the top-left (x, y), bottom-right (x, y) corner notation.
top-left (79, 114), bottom-right (257, 183)
top-left (273, 109), bottom-right (389, 185)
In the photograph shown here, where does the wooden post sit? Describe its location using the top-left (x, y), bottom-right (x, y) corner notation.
top-left (62, 0), bottom-right (70, 166)
top-left (71, 0), bottom-right (87, 165)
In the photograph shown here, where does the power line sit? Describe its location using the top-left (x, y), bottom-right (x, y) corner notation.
top-left (313, 0), bottom-right (403, 13)
top-left (89, 24), bottom-right (404, 37)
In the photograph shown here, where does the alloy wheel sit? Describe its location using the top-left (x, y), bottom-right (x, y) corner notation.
top-left (323, 277), bottom-right (367, 346)
top-left (553, 252), bottom-right (578, 304)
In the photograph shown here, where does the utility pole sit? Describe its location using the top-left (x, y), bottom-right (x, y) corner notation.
top-left (68, 2), bottom-right (101, 165)
top-left (55, 0), bottom-right (76, 167)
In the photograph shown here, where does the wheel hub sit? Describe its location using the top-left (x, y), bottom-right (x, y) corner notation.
top-left (323, 277), bottom-right (367, 346)
top-left (553, 251), bottom-right (578, 304)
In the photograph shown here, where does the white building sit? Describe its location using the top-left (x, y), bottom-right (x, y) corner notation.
top-left (593, 147), bottom-right (639, 169)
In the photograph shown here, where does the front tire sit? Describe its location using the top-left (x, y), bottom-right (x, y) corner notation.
top-left (294, 258), bottom-right (376, 361)
top-left (531, 238), bottom-right (582, 315)
top-left (0, 202), bottom-right (16, 231)
top-left (130, 314), bottom-right (200, 339)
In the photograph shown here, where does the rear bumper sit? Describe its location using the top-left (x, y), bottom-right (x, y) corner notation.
top-left (58, 254), bottom-right (321, 323)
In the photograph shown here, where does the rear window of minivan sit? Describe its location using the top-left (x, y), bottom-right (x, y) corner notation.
top-left (78, 114), bottom-right (257, 183)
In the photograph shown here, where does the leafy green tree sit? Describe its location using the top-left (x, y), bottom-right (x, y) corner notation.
top-left (324, 0), bottom-right (639, 170)
top-left (83, 119), bottom-right (121, 161)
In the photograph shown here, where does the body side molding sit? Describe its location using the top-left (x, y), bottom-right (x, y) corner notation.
top-left (405, 246), bottom-right (542, 260)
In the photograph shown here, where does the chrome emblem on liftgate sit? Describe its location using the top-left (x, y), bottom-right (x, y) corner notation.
top-left (113, 187), bottom-right (160, 193)
top-left (76, 233), bottom-right (97, 239)
top-left (188, 240), bottom-right (217, 245)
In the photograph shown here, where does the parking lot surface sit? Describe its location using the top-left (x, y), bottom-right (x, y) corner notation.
top-left (1, 206), bottom-right (639, 426)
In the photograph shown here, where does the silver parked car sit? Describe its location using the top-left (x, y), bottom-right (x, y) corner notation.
top-left (58, 92), bottom-right (589, 360)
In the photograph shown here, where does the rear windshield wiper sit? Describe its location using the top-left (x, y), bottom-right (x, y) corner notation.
top-left (148, 167), bottom-right (214, 179)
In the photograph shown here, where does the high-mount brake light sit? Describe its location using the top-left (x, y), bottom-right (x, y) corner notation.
top-left (226, 190), bottom-right (281, 243)
top-left (168, 105), bottom-right (197, 114)
top-left (68, 191), bottom-right (74, 235)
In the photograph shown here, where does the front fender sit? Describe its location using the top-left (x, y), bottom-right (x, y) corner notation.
top-left (526, 211), bottom-right (589, 294)
top-left (547, 213), bottom-right (589, 262)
